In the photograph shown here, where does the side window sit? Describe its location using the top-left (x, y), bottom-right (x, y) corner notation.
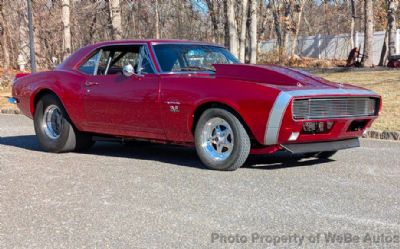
top-left (113, 52), bottom-right (140, 68)
top-left (140, 49), bottom-right (155, 74)
top-left (97, 50), bottom-right (111, 75)
top-left (79, 51), bottom-right (101, 75)
top-left (78, 45), bottom-right (155, 75)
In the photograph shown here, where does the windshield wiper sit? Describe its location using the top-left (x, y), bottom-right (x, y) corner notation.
top-left (176, 66), bottom-right (215, 72)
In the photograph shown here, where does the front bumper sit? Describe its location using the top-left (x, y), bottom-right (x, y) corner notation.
top-left (264, 90), bottom-right (381, 145)
top-left (281, 138), bottom-right (360, 154)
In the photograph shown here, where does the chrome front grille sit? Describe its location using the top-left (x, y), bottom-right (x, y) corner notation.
top-left (292, 97), bottom-right (378, 120)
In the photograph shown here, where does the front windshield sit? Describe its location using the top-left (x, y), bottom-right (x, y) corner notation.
top-left (153, 44), bottom-right (240, 73)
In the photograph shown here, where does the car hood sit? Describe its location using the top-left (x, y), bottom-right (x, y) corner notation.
top-left (213, 64), bottom-right (361, 91)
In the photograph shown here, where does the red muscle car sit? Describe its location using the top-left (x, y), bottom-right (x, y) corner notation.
top-left (11, 40), bottom-right (381, 170)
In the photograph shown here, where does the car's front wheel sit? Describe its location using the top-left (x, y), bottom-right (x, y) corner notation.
top-left (34, 94), bottom-right (94, 153)
top-left (195, 108), bottom-right (250, 171)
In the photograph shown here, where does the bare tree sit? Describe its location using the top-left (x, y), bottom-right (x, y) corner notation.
top-left (362, 0), bottom-right (374, 67)
top-left (283, 1), bottom-right (293, 56)
top-left (155, 0), bottom-right (160, 39)
top-left (17, 1), bottom-right (29, 71)
top-left (387, 0), bottom-right (398, 57)
top-left (249, 0), bottom-right (257, 63)
top-left (62, 0), bottom-right (71, 60)
top-left (225, 0), bottom-right (239, 57)
top-left (271, 0), bottom-right (283, 54)
top-left (290, 0), bottom-right (305, 57)
top-left (0, 0), bottom-right (10, 68)
top-left (350, 0), bottom-right (357, 48)
top-left (205, 0), bottom-right (219, 43)
top-left (109, 0), bottom-right (122, 40)
top-left (239, 0), bottom-right (248, 62)
top-left (271, 0), bottom-right (292, 60)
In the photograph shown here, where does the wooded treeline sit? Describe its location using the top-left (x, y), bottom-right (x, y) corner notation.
top-left (0, 0), bottom-right (399, 70)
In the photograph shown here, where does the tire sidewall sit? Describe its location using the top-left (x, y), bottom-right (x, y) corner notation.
top-left (195, 108), bottom-right (249, 170)
top-left (34, 95), bottom-right (74, 153)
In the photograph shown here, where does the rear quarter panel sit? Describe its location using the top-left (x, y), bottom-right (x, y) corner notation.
top-left (12, 70), bottom-right (87, 130)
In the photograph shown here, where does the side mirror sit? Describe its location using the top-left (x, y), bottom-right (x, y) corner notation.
top-left (122, 64), bottom-right (135, 77)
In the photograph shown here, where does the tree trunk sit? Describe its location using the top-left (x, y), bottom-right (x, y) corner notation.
top-left (350, 0), bottom-right (357, 48)
top-left (387, 0), bottom-right (398, 57)
top-left (109, 0), bottom-right (122, 40)
top-left (271, 0), bottom-right (283, 60)
top-left (17, 1), bottom-right (29, 71)
top-left (88, 14), bottom-right (97, 43)
top-left (206, 0), bottom-right (219, 43)
top-left (290, 0), bottom-right (305, 57)
top-left (249, 0), bottom-right (257, 64)
top-left (239, 0), bottom-right (248, 62)
top-left (155, 0), bottom-right (160, 39)
top-left (362, 0), bottom-right (374, 67)
top-left (225, 0), bottom-right (239, 57)
top-left (0, 0), bottom-right (10, 69)
top-left (282, 1), bottom-right (292, 56)
top-left (62, 0), bottom-right (71, 60)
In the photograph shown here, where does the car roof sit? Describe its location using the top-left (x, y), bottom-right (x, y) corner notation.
top-left (91, 39), bottom-right (224, 47)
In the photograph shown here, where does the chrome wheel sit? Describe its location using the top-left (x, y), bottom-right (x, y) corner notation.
top-left (42, 105), bottom-right (63, 140)
top-left (201, 117), bottom-right (234, 161)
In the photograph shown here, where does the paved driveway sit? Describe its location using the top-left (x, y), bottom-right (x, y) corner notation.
top-left (1, 115), bottom-right (399, 248)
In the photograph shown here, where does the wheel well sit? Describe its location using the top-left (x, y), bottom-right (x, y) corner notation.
top-left (32, 89), bottom-right (60, 114)
top-left (191, 102), bottom-right (256, 142)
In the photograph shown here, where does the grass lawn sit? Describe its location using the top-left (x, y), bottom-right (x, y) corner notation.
top-left (317, 70), bottom-right (400, 131)
top-left (0, 70), bottom-right (398, 131)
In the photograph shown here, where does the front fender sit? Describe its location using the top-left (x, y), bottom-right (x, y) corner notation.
top-left (190, 86), bottom-right (280, 145)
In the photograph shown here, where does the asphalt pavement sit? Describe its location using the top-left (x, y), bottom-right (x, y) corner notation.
top-left (0, 115), bottom-right (399, 248)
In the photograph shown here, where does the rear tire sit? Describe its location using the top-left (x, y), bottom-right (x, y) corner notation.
top-left (194, 108), bottom-right (250, 171)
top-left (33, 94), bottom-right (94, 153)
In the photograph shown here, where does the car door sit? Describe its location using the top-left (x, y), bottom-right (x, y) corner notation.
top-left (79, 44), bottom-right (165, 139)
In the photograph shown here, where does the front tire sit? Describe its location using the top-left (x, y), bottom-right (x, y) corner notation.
top-left (195, 108), bottom-right (250, 171)
top-left (34, 94), bottom-right (94, 153)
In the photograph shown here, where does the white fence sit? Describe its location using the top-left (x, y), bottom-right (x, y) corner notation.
top-left (260, 30), bottom-right (400, 65)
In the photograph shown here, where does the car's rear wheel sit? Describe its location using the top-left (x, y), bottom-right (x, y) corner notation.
top-left (195, 108), bottom-right (250, 171)
top-left (34, 94), bottom-right (94, 153)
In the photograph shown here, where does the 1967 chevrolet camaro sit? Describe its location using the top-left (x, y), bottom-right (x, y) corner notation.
top-left (10, 40), bottom-right (381, 170)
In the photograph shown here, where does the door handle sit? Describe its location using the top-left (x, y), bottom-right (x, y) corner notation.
top-left (85, 81), bottom-right (99, 87)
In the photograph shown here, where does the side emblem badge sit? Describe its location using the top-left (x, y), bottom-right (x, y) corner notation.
top-left (170, 105), bottom-right (180, 113)
top-left (166, 101), bottom-right (180, 113)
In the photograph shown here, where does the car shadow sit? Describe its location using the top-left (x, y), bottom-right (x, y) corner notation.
top-left (244, 152), bottom-right (334, 170)
top-left (0, 135), bottom-right (334, 170)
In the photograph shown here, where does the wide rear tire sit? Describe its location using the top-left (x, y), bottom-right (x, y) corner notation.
top-left (195, 108), bottom-right (250, 171)
top-left (33, 94), bottom-right (94, 153)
